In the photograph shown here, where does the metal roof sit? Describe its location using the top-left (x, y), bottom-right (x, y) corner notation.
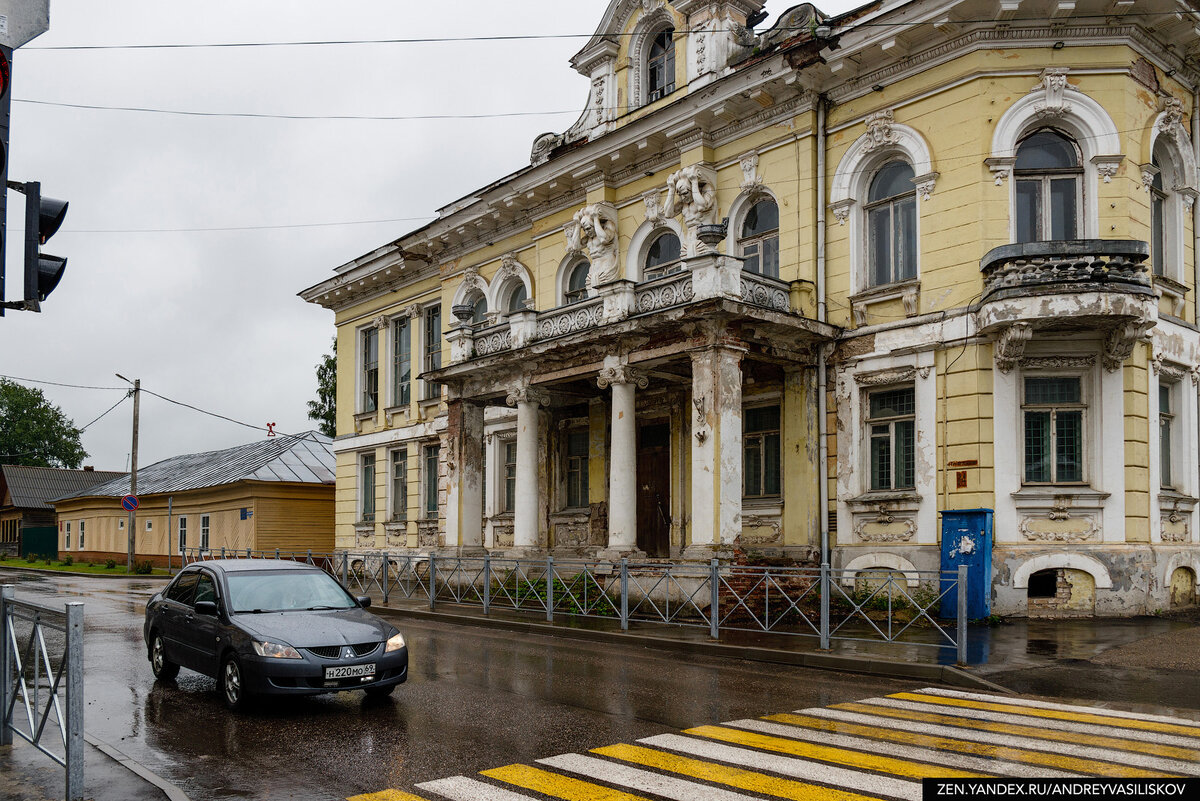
top-left (1, 466), bottom-right (127, 510)
top-left (51, 432), bottom-right (335, 503)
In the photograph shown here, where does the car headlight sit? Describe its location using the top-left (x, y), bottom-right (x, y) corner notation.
top-left (385, 632), bottom-right (406, 653)
top-left (252, 640), bottom-right (302, 659)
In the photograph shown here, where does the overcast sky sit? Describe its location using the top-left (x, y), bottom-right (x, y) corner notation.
top-left (1, 0), bottom-right (860, 471)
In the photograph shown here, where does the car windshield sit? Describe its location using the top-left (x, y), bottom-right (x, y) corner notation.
top-left (226, 570), bottom-right (357, 613)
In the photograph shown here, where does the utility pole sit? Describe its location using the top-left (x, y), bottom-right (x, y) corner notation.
top-left (117, 375), bottom-right (139, 572)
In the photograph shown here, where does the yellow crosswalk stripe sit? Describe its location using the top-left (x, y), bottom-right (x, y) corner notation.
top-left (347, 791), bottom-right (429, 801)
top-left (764, 713), bottom-right (1179, 778)
top-left (892, 692), bottom-right (1200, 739)
top-left (686, 724), bottom-right (984, 780)
top-left (593, 742), bottom-right (891, 801)
top-left (482, 764), bottom-right (653, 801)
top-left (834, 702), bottom-right (1200, 762)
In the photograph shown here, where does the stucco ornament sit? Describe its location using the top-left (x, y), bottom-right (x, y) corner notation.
top-left (505, 383), bottom-right (550, 407)
top-left (863, 110), bottom-right (898, 153)
top-left (459, 266), bottom-right (486, 296)
top-left (663, 165), bottom-right (719, 255)
top-left (596, 365), bottom-right (648, 389)
top-left (1033, 68), bottom-right (1074, 119)
top-left (1103, 318), bottom-right (1155, 372)
top-left (566, 203), bottom-right (619, 285)
top-left (993, 323), bottom-right (1033, 373)
top-left (1158, 96), bottom-right (1186, 145)
top-left (740, 152), bottom-right (763, 191)
top-left (530, 132), bottom-right (564, 165)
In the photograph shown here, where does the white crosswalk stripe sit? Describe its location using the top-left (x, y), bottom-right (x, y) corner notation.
top-left (416, 776), bottom-right (537, 801)
top-left (539, 753), bottom-right (764, 801)
top-left (919, 688), bottom-right (1200, 731)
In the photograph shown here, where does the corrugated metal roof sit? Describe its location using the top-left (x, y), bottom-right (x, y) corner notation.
top-left (1, 466), bottom-right (128, 510)
top-left (51, 432), bottom-right (335, 503)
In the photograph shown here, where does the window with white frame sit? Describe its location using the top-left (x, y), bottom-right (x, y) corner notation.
top-left (64, 521), bottom-right (71, 550)
top-left (646, 29), bottom-right (675, 103)
top-left (739, 199), bottom-right (780, 278)
top-left (361, 326), bottom-right (379, 413)
top-left (1022, 376), bottom-right (1085, 484)
top-left (177, 516), bottom-right (187, 555)
top-left (422, 444), bottom-right (440, 519)
top-left (391, 448), bottom-right (408, 521)
top-left (1151, 160), bottom-right (1167, 278)
top-left (564, 431), bottom-right (589, 509)
top-left (1160, 382), bottom-right (1175, 489)
top-left (200, 514), bottom-right (210, 550)
top-left (643, 231), bottom-right (682, 280)
top-left (866, 162), bottom-right (916, 287)
top-left (393, 316), bottom-right (411, 407)
top-left (867, 387), bottom-right (916, 491)
top-left (565, 260), bottom-right (590, 304)
top-left (505, 283), bottom-right (528, 314)
top-left (1014, 129), bottom-right (1082, 243)
top-left (744, 405), bottom-right (782, 498)
top-left (360, 453), bottom-right (376, 523)
top-left (502, 441), bottom-right (518, 514)
top-left (79, 520), bottom-right (86, 550)
top-left (423, 305), bottom-right (442, 400)
top-left (469, 293), bottom-right (488, 325)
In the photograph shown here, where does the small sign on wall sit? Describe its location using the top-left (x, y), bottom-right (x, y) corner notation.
top-left (240, 508), bottom-right (253, 521)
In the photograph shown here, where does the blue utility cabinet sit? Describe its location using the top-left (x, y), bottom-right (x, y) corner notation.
top-left (939, 509), bottom-right (993, 620)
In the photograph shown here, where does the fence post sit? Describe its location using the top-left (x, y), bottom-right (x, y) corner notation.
top-left (483, 553), bottom-right (491, 615)
top-left (275, 548), bottom-right (280, 560)
top-left (0, 585), bottom-right (12, 746)
top-left (819, 561), bottom-right (831, 651)
top-left (340, 553), bottom-right (348, 587)
top-left (619, 558), bottom-right (629, 631)
top-left (957, 564), bottom-right (968, 666)
top-left (306, 549), bottom-right (312, 565)
top-left (220, 546), bottom-right (226, 558)
top-left (709, 559), bottom-right (720, 640)
top-left (65, 601), bottom-right (84, 801)
top-left (429, 555), bottom-right (437, 611)
top-left (546, 557), bottom-right (554, 623)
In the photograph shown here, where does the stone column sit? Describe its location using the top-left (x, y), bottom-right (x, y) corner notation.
top-left (506, 384), bottom-right (547, 552)
top-left (685, 345), bottom-right (745, 558)
top-left (444, 399), bottom-right (485, 554)
top-left (598, 363), bottom-right (648, 557)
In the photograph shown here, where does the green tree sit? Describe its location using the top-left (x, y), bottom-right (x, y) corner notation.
top-left (308, 338), bottom-right (336, 437)
top-left (0, 379), bottom-right (87, 468)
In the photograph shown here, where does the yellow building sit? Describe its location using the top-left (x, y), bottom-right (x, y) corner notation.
top-left (51, 433), bottom-right (335, 567)
top-left (302, 0), bottom-right (1200, 616)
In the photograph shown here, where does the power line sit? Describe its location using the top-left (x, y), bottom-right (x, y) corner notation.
top-left (62, 214), bottom-right (436, 235)
top-left (139, 387), bottom-right (276, 435)
top-left (78, 393), bottom-right (130, 433)
top-left (0, 374), bottom-right (126, 391)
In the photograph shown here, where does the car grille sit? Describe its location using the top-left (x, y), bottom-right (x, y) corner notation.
top-left (306, 642), bottom-right (379, 659)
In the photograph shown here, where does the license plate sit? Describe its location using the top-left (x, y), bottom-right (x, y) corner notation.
top-left (325, 663), bottom-right (375, 680)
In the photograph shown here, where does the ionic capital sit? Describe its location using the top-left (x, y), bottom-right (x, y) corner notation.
top-left (597, 365), bottom-right (648, 390)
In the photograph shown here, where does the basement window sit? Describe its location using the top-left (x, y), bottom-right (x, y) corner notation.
top-left (1027, 569), bottom-right (1058, 599)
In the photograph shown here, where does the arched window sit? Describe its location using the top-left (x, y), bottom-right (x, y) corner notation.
top-left (470, 294), bottom-right (488, 325)
top-left (643, 231), bottom-right (681, 280)
top-left (739, 199), bottom-right (779, 278)
top-left (1014, 130), bottom-right (1082, 243)
top-left (1151, 157), bottom-right (1167, 277)
top-left (565, 260), bottom-right (590, 304)
top-left (866, 161), bottom-right (916, 287)
top-left (505, 283), bottom-right (528, 314)
top-left (647, 29), bottom-right (675, 103)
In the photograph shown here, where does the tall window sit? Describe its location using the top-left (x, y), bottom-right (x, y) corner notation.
top-left (1014, 130), bottom-right (1081, 243)
top-left (177, 516), bottom-right (186, 555)
top-left (393, 317), bottom-right (411, 406)
top-left (64, 521), bottom-right (71, 550)
top-left (1160, 383), bottom-right (1174, 489)
top-left (470, 294), bottom-right (488, 325)
top-left (647, 29), bottom-right (675, 103)
top-left (423, 305), bottom-right (442, 400)
top-left (866, 161), bottom-right (916, 287)
top-left (744, 406), bottom-right (782, 498)
top-left (361, 327), bottom-right (379, 413)
top-left (1023, 376), bottom-right (1084, 484)
top-left (565, 431), bottom-right (589, 509)
top-left (391, 448), bottom-right (408, 521)
top-left (200, 515), bottom-right (210, 551)
top-left (868, 387), bottom-right (916, 491)
top-left (740, 199), bottom-right (780, 278)
top-left (423, 444), bottom-right (440, 518)
top-left (360, 453), bottom-right (376, 523)
top-left (506, 284), bottom-right (528, 314)
top-left (503, 442), bottom-right (518, 513)
top-left (566, 260), bottom-right (590, 304)
top-left (1151, 161), bottom-right (1167, 278)
top-left (643, 232), bottom-right (682, 280)
top-left (79, 520), bottom-right (85, 550)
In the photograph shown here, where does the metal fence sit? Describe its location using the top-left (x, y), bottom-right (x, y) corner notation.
top-left (184, 548), bottom-right (970, 663)
top-left (0, 585), bottom-right (84, 801)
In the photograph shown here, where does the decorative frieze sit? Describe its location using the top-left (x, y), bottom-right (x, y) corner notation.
top-left (740, 273), bottom-right (790, 311)
top-left (854, 367), bottom-right (917, 386)
top-left (537, 300), bottom-right (604, 340)
top-left (636, 273), bottom-right (694, 313)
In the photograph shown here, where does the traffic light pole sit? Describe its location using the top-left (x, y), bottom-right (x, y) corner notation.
top-left (21, 180), bottom-right (39, 312)
top-left (117, 375), bottom-right (140, 572)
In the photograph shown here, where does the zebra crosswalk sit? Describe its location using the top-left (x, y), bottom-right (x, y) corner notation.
top-left (346, 687), bottom-right (1200, 801)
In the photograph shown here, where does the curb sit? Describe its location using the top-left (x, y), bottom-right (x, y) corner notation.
top-left (0, 565), bottom-right (172, 580)
top-left (377, 605), bottom-right (1015, 694)
top-left (83, 733), bottom-right (190, 801)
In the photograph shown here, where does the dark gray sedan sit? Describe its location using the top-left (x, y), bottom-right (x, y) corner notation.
top-left (143, 559), bottom-right (408, 710)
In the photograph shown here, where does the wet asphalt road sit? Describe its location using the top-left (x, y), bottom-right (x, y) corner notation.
top-left (0, 570), bottom-right (916, 801)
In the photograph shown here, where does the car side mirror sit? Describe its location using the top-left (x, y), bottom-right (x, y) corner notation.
top-left (194, 600), bottom-right (219, 617)
top-left (356, 596), bottom-right (372, 609)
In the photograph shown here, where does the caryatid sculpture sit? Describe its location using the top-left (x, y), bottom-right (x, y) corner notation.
top-left (662, 165), bottom-right (718, 255)
top-left (566, 202), bottom-right (620, 285)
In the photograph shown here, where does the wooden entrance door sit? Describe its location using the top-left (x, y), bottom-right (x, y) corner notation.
top-left (637, 423), bottom-right (671, 558)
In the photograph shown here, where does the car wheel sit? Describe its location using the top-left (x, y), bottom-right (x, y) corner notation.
top-left (364, 683), bottom-right (395, 699)
top-left (221, 654), bottom-right (251, 711)
top-left (150, 634), bottom-right (179, 681)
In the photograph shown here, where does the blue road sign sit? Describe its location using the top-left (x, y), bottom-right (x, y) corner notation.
top-left (121, 494), bottom-right (139, 512)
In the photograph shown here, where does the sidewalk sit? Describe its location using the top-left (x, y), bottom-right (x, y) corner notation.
top-left (0, 734), bottom-right (185, 801)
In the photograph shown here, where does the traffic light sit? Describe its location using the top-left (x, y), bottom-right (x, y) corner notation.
top-left (19, 181), bottom-right (67, 313)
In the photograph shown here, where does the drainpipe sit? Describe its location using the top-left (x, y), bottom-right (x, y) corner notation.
top-left (816, 95), bottom-right (831, 577)
top-left (1193, 88), bottom-right (1199, 328)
